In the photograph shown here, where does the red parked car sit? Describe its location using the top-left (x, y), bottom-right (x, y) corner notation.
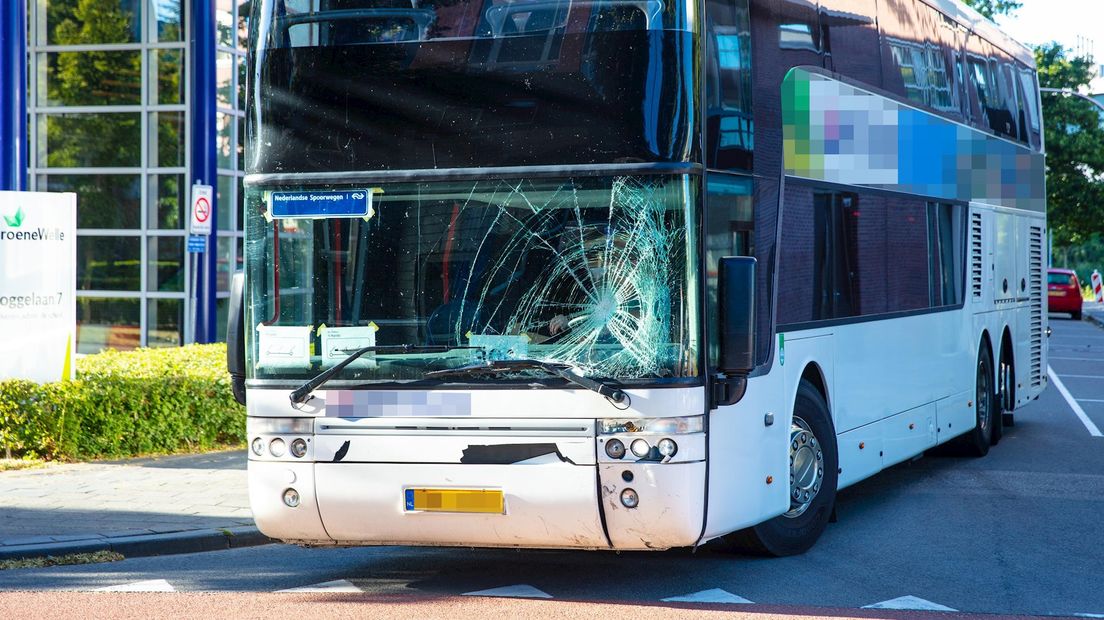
top-left (1048, 268), bottom-right (1083, 320)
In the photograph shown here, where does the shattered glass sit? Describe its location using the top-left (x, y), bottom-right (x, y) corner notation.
top-left (245, 175), bottom-right (699, 382)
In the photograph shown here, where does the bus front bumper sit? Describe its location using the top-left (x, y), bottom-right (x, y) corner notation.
top-left (248, 460), bottom-right (705, 550)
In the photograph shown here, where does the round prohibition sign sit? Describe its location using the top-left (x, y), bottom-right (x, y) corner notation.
top-left (194, 197), bottom-right (211, 223)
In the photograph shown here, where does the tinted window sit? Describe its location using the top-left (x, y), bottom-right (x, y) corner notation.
top-left (705, 0), bottom-right (753, 171)
top-left (1048, 273), bottom-right (1076, 286)
top-left (778, 186), bottom-right (962, 326)
top-left (252, 0), bottom-right (698, 174)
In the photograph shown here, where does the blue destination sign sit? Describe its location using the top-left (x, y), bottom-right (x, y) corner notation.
top-left (186, 234), bottom-right (207, 254)
top-left (270, 189), bottom-right (371, 218)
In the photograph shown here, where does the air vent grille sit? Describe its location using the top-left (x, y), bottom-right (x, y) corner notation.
top-left (1029, 225), bottom-right (1043, 388)
top-left (971, 212), bottom-right (983, 299)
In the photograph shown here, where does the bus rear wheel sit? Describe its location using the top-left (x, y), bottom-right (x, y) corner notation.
top-left (961, 341), bottom-right (995, 457)
top-left (726, 379), bottom-right (838, 556)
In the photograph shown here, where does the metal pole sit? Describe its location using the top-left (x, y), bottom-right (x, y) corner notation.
top-left (0, 0), bottom-right (27, 191)
top-left (191, 0), bottom-right (218, 343)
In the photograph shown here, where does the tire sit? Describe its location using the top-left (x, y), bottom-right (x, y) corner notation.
top-left (992, 345), bottom-right (1013, 446)
top-left (722, 380), bottom-right (838, 556)
top-left (962, 341), bottom-right (995, 457)
top-left (1073, 311), bottom-right (1082, 321)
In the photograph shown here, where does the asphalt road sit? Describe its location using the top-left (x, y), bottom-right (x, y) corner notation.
top-left (2, 316), bottom-right (1102, 619)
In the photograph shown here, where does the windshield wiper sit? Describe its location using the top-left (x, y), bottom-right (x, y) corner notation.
top-left (425, 359), bottom-right (630, 409)
top-left (289, 344), bottom-right (482, 405)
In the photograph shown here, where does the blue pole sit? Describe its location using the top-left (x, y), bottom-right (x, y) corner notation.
top-left (0, 0), bottom-right (27, 191)
top-left (191, 0), bottom-right (218, 343)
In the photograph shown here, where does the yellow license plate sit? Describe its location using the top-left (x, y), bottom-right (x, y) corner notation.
top-left (1047, 290), bottom-right (1062, 296)
top-left (404, 488), bottom-right (504, 514)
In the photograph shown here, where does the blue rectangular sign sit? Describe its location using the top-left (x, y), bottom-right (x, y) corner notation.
top-left (186, 234), bottom-right (207, 254)
top-left (270, 189), bottom-right (371, 218)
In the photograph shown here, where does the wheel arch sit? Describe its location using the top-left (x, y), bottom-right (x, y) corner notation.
top-left (799, 362), bottom-right (831, 419)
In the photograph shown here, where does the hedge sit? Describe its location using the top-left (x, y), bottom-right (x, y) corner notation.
top-left (0, 344), bottom-right (244, 461)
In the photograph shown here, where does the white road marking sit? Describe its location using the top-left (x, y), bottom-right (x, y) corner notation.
top-left (462, 584), bottom-right (552, 599)
top-left (862, 595), bottom-right (956, 611)
top-left (1048, 366), bottom-right (1104, 438)
top-left (1072, 614), bottom-right (1104, 618)
top-left (1048, 356), bottom-right (1104, 362)
top-left (276, 579), bottom-right (363, 593)
top-left (1053, 374), bottom-right (1104, 379)
top-left (661, 589), bottom-right (753, 604)
top-left (1078, 399), bottom-right (1104, 403)
top-left (93, 579), bottom-right (175, 593)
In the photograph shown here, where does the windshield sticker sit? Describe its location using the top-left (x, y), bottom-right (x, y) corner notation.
top-left (256, 324), bottom-right (312, 368)
top-left (468, 333), bottom-right (529, 361)
top-left (269, 189), bottom-right (374, 219)
top-left (320, 323), bottom-right (379, 367)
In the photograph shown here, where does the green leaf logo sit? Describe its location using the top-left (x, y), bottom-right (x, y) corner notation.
top-left (3, 206), bottom-right (24, 228)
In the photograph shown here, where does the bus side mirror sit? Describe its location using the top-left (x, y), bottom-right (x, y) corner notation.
top-left (227, 271), bottom-right (247, 406)
top-left (715, 256), bottom-right (755, 406)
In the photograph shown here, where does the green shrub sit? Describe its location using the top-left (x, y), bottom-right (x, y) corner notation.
top-left (0, 344), bottom-right (244, 461)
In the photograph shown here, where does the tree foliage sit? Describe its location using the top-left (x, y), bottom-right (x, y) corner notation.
top-left (1035, 43), bottom-right (1104, 247)
top-left (961, 0), bottom-right (1023, 19)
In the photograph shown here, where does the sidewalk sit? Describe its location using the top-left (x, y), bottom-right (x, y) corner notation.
top-left (1083, 301), bottom-right (1104, 328)
top-left (0, 450), bottom-right (269, 561)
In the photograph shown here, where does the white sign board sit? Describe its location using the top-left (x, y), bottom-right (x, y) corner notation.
top-left (189, 184), bottom-right (213, 236)
top-left (0, 191), bottom-right (77, 382)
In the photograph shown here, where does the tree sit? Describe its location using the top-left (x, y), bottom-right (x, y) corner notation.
top-left (1036, 42), bottom-right (1104, 248)
top-left (961, 0), bottom-right (1022, 19)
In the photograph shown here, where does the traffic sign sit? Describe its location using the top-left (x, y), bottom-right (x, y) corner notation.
top-left (189, 184), bottom-right (214, 235)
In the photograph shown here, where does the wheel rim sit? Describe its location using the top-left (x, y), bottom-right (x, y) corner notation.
top-left (784, 416), bottom-right (824, 519)
top-left (977, 355), bottom-right (992, 437)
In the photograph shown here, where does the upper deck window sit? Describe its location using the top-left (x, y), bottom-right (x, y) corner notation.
top-left (250, 0), bottom-right (699, 174)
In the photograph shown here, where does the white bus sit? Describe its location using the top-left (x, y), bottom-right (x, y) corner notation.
top-left (229, 0), bottom-right (1046, 555)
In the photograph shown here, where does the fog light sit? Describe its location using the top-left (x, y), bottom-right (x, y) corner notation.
top-left (251, 437), bottom-right (264, 456)
top-left (657, 438), bottom-right (678, 457)
top-left (620, 488), bottom-right (639, 508)
top-left (283, 488), bottom-right (300, 508)
top-left (269, 438), bottom-right (286, 457)
top-left (605, 439), bottom-right (626, 459)
top-left (290, 438), bottom-right (308, 458)
top-left (630, 439), bottom-right (650, 458)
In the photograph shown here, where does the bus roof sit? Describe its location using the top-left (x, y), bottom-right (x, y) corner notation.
top-left (917, 0), bottom-right (1036, 68)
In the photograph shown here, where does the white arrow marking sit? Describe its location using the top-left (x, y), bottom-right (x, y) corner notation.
top-left (661, 588), bottom-right (754, 604)
top-left (863, 595), bottom-right (957, 611)
top-left (277, 579), bottom-right (363, 593)
top-left (462, 584), bottom-right (552, 599)
top-left (94, 579), bottom-right (175, 592)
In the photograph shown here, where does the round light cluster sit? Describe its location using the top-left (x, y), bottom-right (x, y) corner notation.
top-left (251, 437), bottom-right (310, 458)
top-left (620, 488), bottom-right (639, 508)
top-left (269, 438), bottom-right (286, 457)
top-left (251, 437), bottom-right (265, 456)
top-left (605, 439), bottom-right (626, 459)
top-left (630, 439), bottom-right (650, 458)
top-left (283, 488), bottom-right (300, 508)
top-left (290, 438), bottom-right (308, 458)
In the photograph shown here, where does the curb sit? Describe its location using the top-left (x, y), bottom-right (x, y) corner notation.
top-left (1084, 311), bottom-right (1104, 330)
top-left (0, 526), bottom-right (272, 562)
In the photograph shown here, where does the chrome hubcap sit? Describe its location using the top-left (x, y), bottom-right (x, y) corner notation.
top-left (978, 357), bottom-right (991, 434)
top-left (784, 417), bottom-right (824, 518)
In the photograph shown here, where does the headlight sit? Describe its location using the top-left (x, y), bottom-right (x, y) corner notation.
top-left (605, 439), bottom-right (626, 459)
top-left (269, 438), bottom-right (286, 457)
top-left (630, 439), bottom-right (650, 458)
top-left (251, 437), bottom-right (265, 456)
top-left (657, 438), bottom-right (678, 457)
top-left (290, 438), bottom-right (308, 458)
top-left (600, 415), bottom-right (703, 435)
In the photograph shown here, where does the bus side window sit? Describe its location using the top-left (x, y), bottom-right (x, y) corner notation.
top-left (705, 0), bottom-right (754, 172)
top-left (704, 174), bottom-right (755, 368)
top-left (818, 0), bottom-right (879, 86)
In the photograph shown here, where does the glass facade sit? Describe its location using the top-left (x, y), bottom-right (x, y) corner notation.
top-left (27, 0), bottom-right (246, 353)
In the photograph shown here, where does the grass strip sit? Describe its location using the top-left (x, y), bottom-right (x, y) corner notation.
top-left (0, 551), bottom-right (124, 571)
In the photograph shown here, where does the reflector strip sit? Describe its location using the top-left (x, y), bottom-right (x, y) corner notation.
top-left (404, 488), bottom-right (505, 514)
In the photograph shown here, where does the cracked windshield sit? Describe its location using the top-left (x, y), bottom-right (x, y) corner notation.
top-left (245, 176), bottom-right (699, 383)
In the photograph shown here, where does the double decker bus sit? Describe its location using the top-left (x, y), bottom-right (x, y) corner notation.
top-left (230, 0), bottom-right (1046, 555)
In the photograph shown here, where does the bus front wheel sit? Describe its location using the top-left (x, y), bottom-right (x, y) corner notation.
top-left (725, 379), bottom-right (838, 556)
